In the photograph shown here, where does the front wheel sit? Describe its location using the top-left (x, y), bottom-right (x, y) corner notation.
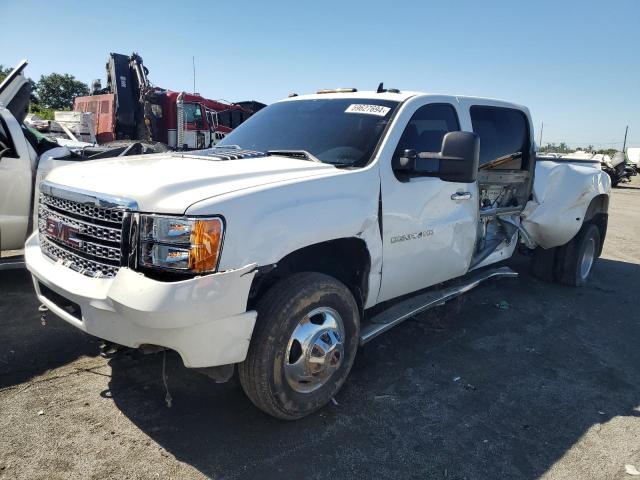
top-left (238, 272), bottom-right (360, 420)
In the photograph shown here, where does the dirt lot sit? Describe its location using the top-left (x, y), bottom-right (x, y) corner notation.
top-left (1, 179), bottom-right (639, 480)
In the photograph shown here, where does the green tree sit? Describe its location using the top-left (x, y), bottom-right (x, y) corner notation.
top-left (36, 73), bottom-right (89, 110)
top-left (0, 64), bottom-right (12, 83)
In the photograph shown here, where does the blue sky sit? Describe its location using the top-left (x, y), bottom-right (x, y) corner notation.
top-left (2, 0), bottom-right (639, 148)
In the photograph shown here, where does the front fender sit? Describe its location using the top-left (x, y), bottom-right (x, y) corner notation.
top-left (186, 166), bottom-right (382, 288)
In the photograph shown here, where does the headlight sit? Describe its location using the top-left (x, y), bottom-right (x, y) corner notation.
top-left (139, 215), bottom-right (224, 273)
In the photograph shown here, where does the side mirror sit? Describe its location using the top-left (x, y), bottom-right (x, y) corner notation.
top-left (407, 131), bottom-right (479, 183)
top-left (393, 149), bottom-right (417, 171)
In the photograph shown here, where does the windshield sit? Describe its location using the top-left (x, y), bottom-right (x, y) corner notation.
top-left (184, 103), bottom-right (203, 123)
top-left (217, 98), bottom-right (399, 167)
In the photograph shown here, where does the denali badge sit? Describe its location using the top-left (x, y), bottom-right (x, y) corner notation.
top-left (46, 218), bottom-right (82, 248)
top-left (391, 230), bottom-right (434, 244)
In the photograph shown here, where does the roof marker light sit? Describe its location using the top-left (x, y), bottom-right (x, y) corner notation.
top-left (316, 88), bottom-right (358, 94)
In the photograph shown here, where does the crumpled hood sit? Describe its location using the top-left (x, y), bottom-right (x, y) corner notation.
top-left (44, 152), bottom-right (338, 213)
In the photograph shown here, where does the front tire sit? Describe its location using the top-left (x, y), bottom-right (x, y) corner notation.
top-left (238, 272), bottom-right (360, 420)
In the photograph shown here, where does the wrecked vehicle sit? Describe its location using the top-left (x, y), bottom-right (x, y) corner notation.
top-left (598, 152), bottom-right (635, 186)
top-left (540, 150), bottom-right (636, 187)
top-left (73, 52), bottom-right (265, 149)
top-left (25, 87), bottom-right (610, 419)
top-left (0, 61), bottom-right (165, 266)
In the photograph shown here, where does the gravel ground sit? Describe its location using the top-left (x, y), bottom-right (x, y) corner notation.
top-left (0, 178), bottom-right (639, 480)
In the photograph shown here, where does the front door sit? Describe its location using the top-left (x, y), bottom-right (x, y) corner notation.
top-left (377, 101), bottom-right (478, 303)
top-left (0, 109), bottom-right (33, 250)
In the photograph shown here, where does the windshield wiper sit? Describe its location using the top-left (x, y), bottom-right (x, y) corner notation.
top-left (267, 150), bottom-right (322, 163)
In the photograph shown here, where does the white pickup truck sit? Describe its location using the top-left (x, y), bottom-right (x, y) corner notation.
top-left (25, 87), bottom-right (610, 419)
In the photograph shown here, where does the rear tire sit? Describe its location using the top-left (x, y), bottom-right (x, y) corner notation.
top-left (530, 223), bottom-right (602, 287)
top-left (531, 246), bottom-right (557, 282)
top-left (555, 223), bottom-right (601, 287)
top-left (238, 272), bottom-right (360, 420)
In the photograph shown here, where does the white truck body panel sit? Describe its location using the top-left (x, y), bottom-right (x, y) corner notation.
top-left (186, 161), bottom-right (384, 308)
top-left (0, 108), bottom-right (35, 250)
top-left (25, 232), bottom-right (258, 368)
top-left (44, 153), bottom-right (339, 213)
top-left (522, 161), bottom-right (610, 249)
top-left (376, 95), bottom-right (478, 302)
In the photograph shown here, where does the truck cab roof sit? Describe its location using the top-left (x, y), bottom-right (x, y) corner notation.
top-left (282, 90), bottom-right (529, 113)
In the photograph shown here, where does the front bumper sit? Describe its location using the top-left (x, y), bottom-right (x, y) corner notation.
top-left (25, 233), bottom-right (258, 368)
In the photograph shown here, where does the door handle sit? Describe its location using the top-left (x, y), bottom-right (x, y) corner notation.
top-left (451, 192), bottom-right (472, 201)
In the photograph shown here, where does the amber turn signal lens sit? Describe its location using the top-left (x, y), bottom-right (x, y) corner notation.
top-left (188, 218), bottom-right (223, 272)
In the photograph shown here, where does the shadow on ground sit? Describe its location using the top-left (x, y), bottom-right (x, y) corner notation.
top-left (613, 183), bottom-right (640, 191)
top-left (0, 270), bottom-right (98, 390)
top-left (102, 254), bottom-right (640, 479)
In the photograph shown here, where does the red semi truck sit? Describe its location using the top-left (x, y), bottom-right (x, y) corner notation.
top-left (73, 53), bottom-right (264, 149)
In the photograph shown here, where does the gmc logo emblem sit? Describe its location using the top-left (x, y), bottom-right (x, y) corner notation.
top-left (46, 218), bottom-right (82, 247)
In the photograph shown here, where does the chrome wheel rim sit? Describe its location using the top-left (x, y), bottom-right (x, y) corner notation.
top-left (284, 307), bottom-right (345, 393)
top-left (580, 237), bottom-right (596, 280)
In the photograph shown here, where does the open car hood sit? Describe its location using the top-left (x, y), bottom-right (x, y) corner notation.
top-left (0, 59), bottom-right (30, 124)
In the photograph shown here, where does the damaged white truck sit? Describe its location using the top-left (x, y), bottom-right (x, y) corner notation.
top-left (25, 88), bottom-right (610, 419)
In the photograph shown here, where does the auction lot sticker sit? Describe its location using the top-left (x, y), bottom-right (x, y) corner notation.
top-left (345, 104), bottom-right (391, 116)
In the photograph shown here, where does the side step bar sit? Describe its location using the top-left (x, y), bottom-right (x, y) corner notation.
top-left (359, 266), bottom-right (518, 345)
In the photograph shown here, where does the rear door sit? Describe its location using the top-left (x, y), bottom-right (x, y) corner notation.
top-left (377, 98), bottom-right (478, 303)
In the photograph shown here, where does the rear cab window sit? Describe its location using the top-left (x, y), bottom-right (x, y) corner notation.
top-left (470, 106), bottom-right (530, 170)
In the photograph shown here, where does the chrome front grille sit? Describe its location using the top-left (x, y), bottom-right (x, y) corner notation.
top-left (41, 194), bottom-right (125, 223)
top-left (37, 184), bottom-right (136, 278)
top-left (40, 236), bottom-right (120, 278)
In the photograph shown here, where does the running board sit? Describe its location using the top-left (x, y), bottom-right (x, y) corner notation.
top-left (359, 266), bottom-right (518, 345)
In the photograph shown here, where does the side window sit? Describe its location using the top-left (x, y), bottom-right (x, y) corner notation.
top-left (150, 103), bottom-right (162, 118)
top-left (470, 106), bottom-right (529, 169)
top-left (218, 110), bottom-right (231, 128)
top-left (231, 110), bottom-right (243, 128)
top-left (0, 118), bottom-right (18, 159)
top-left (395, 103), bottom-right (460, 157)
top-left (184, 103), bottom-right (203, 124)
